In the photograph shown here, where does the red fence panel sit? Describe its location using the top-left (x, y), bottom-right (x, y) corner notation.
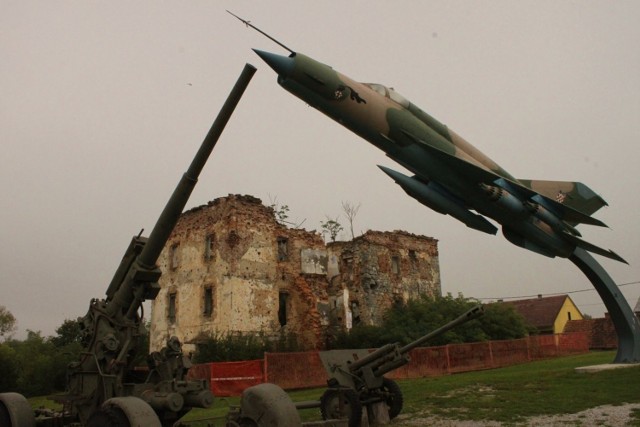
top-left (190, 332), bottom-right (589, 394)
top-left (189, 360), bottom-right (264, 397)
top-left (388, 346), bottom-right (450, 380)
top-left (448, 342), bottom-right (493, 373)
top-left (558, 332), bottom-right (589, 355)
top-left (491, 338), bottom-right (531, 367)
top-left (529, 335), bottom-right (559, 359)
top-left (210, 359), bottom-right (264, 397)
top-left (265, 351), bottom-right (327, 390)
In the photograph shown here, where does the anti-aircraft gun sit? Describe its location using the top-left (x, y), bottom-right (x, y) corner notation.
top-left (309, 305), bottom-right (484, 427)
top-left (0, 63), bottom-right (256, 427)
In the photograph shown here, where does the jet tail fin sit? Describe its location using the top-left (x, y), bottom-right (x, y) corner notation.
top-left (518, 179), bottom-right (608, 217)
top-left (562, 232), bottom-right (628, 264)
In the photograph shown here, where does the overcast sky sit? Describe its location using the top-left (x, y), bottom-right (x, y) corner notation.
top-left (2, 1), bottom-right (639, 338)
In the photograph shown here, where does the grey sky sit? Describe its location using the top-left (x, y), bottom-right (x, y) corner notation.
top-left (2, 1), bottom-right (639, 338)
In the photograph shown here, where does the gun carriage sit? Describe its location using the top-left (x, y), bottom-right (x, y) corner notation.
top-left (0, 63), bottom-right (256, 427)
top-left (302, 305), bottom-right (484, 427)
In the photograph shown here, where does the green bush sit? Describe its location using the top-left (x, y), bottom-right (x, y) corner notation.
top-left (329, 294), bottom-right (532, 349)
top-left (0, 344), bottom-right (19, 392)
top-left (2, 327), bottom-right (83, 396)
top-left (193, 331), bottom-right (300, 363)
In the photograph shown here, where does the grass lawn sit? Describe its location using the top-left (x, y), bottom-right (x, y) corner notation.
top-left (29, 351), bottom-right (640, 425)
top-left (394, 350), bottom-right (640, 424)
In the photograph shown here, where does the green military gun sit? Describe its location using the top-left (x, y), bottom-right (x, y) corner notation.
top-left (309, 305), bottom-right (484, 427)
top-left (0, 63), bottom-right (256, 427)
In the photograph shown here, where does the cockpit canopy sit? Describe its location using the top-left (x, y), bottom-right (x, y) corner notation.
top-left (363, 83), bottom-right (410, 108)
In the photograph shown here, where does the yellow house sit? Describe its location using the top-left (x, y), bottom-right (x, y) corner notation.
top-left (504, 294), bottom-right (583, 334)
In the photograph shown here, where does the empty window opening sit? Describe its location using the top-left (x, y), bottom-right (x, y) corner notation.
top-left (170, 244), bottom-right (179, 269)
top-left (567, 311), bottom-right (572, 321)
top-left (277, 237), bottom-right (289, 262)
top-left (168, 292), bottom-right (177, 323)
top-left (351, 301), bottom-right (361, 326)
top-left (205, 234), bottom-right (215, 261)
top-left (391, 256), bottom-right (400, 275)
top-left (410, 250), bottom-right (418, 265)
top-left (278, 291), bottom-right (289, 327)
top-left (204, 287), bottom-right (213, 317)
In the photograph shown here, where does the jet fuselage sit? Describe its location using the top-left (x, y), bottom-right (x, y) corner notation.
top-left (255, 49), bottom-right (622, 263)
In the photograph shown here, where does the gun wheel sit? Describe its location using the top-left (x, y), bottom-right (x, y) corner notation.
top-left (319, 388), bottom-right (362, 427)
top-left (0, 392), bottom-right (36, 427)
top-left (87, 397), bottom-right (162, 427)
top-left (381, 377), bottom-right (404, 419)
top-left (86, 406), bottom-right (130, 427)
top-left (235, 383), bottom-right (301, 426)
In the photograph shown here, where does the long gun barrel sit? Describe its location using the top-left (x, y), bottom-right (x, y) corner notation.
top-left (399, 305), bottom-right (484, 354)
top-left (106, 63), bottom-right (257, 318)
top-left (346, 305), bottom-right (484, 376)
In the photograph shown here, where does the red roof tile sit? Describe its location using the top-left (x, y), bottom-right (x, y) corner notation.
top-left (502, 295), bottom-right (569, 333)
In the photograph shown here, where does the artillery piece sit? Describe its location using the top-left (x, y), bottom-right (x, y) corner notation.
top-left (0, 63), bottom-right (257, 427)
top-left (311, 305), bottom-right (484, 427)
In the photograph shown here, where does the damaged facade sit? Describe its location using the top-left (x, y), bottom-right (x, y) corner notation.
top-left (150, 195), bottom-right (441, 352)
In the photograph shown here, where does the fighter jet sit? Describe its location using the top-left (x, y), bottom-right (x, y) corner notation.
top-left (231, 12), bottom-right (626, 264)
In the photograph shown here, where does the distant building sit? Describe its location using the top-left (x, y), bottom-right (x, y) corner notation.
top-left (149, 195), bottom-right (441, 352)
top-left (502, 294), bottom-right (583, 334)
top-left (564, 313), bottom-right (617, 350)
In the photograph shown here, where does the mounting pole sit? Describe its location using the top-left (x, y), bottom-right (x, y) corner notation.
top-left (570, 248), bottom-right (640, 363)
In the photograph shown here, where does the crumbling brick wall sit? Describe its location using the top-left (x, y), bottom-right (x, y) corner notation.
top-left (327, 230), bottom-right (441, 328)
top-left (150, 195), bottom-right (330, 352)
top-left (150, 195), bottom-right (441, 352)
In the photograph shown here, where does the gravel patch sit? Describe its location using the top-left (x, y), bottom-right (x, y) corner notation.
top-left (392, 402), bottom-right (640, 426)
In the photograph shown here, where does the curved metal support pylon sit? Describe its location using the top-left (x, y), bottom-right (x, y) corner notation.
top-left (569, 248), bottom-right (640, 363)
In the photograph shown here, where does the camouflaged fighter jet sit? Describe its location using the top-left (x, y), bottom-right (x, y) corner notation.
top-left (230, 12), bottom-right (625, 264)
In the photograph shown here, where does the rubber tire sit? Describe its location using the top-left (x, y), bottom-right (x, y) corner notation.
top-left (319, 388), bottom-right (362, 427)
top-left (0, 392), bottom-right (36, 427)
top-left (237, 383), bottom-right (301, 426)
top-left (86, 406), bottom-right (130, 427)
top-left (381, 377), bottom-right (404, 419)
top-left (87, 397), bottom-right (162, 427)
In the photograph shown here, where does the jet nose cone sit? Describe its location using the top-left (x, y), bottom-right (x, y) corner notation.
top-left (253, 49), bottom-right (295, 77)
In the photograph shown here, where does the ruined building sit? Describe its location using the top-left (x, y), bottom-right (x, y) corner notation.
top-left (149, 195), bottom-right (441, 352)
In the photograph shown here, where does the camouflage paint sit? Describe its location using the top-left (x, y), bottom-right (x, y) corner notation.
top-left (255, 49), bottom-right (625, 264)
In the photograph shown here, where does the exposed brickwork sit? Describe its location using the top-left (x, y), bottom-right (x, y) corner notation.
top-left (564, 314), bottom-right (618, 349)
top-left (327, 230), bottom-right (441, 327)
top-left (150, 195), bottom-right (440, 352)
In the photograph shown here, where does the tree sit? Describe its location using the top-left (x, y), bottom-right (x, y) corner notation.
top-left (8, 330), bottom-right (59, 396)
top-left (2, 319), bottom-right (87, 396)
top-left (50, 318), bottom-right (82, 347)
top-left (320, 216), bottom-right (344, 242)
top-left (268, 195), bottom-right (305, 228)
top-left (341, 201), bottom-right (361, 239)
top-left (330, 294), bottom-right (532, 349)
top-left (0, 343), bottom-right (19, 391)
top-left (0, 305), bottom-right (16, 341)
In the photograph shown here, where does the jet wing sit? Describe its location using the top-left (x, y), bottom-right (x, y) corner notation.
top-left (410, 137), bottom-right (607, 228)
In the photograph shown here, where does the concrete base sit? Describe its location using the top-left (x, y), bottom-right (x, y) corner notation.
top-left (575, 363), bottom-right (640, 373)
